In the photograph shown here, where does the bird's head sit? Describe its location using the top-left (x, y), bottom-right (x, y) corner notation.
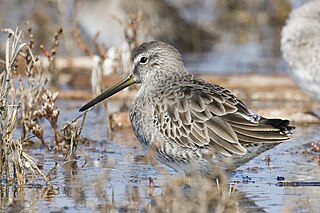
top-left (79, 41), bottom-right (185, 112)
top-left (131, 41), bottom-right (186, 84)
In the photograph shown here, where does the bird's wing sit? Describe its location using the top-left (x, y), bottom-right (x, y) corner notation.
top-left (152, 80), bottom-right (250, 157)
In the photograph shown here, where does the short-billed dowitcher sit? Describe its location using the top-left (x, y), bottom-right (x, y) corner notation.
top-left (80, 41), bottom-right (294, 176)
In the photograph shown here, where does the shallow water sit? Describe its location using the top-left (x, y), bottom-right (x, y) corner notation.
top-left (1, 0), bottom-right (319, 212)
top-left (185, 40), bottom-right (287, 74)
top-left (233, 124), bottom-right (320, 213)
top-left (1, 100), bottom-right (320, 212)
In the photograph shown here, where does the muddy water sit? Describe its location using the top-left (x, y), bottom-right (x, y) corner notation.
top-left (1, 99), bottom-right (320, 213)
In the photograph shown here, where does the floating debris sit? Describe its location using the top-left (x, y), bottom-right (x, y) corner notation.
top-left (264, 155), bottom-right (271, 166)
top-left (148, 177), bottom-right (156, 188)
top-left (310, 142), bottom-right (320, 155)
top-left (231, 175), bottom-right (255, 184)
top-left (277, 181), bottom-right (320, 187)
top-left (276, 176), bottom-right (285, 181)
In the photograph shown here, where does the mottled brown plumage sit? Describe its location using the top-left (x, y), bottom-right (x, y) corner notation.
top-left (80, 41), bottom-right (294, 176)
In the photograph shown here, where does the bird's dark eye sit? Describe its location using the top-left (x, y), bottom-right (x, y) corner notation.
top-left (139, 57), bottom-right (148, 64)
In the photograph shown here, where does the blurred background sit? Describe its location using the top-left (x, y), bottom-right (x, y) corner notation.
top-left (0, 0), bottom-right (307, 74)
top-left (1, 1), bottom-right (320, 212)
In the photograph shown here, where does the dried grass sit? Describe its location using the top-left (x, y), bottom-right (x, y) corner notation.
top-left (73, 5), bottom-right (145, 140)
top-left (0, 26), bottom-right (83, 185)
top-left (0, 27), bottom-right (49, 184)
top-left (91, 172), bottom-right (239, 213)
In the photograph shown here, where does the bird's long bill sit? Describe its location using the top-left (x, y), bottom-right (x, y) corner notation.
top-left (79, 73), bottom-right (135, 112)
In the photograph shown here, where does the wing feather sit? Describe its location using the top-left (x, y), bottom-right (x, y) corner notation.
top-left (152, 76), bottom-right (292, 157)
top-left (153, 80), bottom-right (248, 156)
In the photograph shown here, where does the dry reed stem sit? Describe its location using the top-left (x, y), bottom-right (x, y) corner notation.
top-left (71, 3), bottom-right (114, 140)
top-left (72, 5), bottom-right (146, 141)
top-left (72, 0), bottom-right (94, 56)
top-left (1, 27), bottom-right (49, 185)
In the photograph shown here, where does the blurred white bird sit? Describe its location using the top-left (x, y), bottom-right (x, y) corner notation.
top-left (281, 0), bottom-right (320, 102)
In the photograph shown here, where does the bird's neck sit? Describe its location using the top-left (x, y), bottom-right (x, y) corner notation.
top-left (142, 71), bottom-right (185, 88)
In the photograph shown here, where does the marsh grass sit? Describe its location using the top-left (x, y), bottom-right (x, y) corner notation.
top-left (0, 26), bottom-right (83, 186)
top-left (72, 4), bottom-right (146, 139)
top-left (20, 26), bottom-right (64, 149)
top-left (149, 176), bottom-right (239, 213)
top-left (61, 113), bottom-right (86, 160)
top-left (0, 27), bottom-right (49, 184)
top-left (91, 170), bottom-right (239, 213)
top-left (18, 26), bottom-right (83, 158)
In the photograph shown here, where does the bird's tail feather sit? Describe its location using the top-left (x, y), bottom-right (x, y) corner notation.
top-left (223, 115), bottom-right (295, 144)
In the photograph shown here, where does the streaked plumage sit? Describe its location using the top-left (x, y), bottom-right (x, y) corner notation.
top-left (80, 41), bottom-right (294, 176)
